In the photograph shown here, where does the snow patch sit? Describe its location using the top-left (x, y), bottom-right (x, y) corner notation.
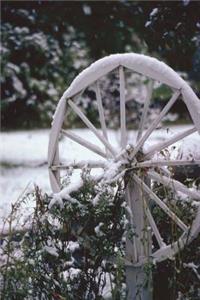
top-left (94, 222), bottom-right (104, 236)
top-left (43, 245), bottom-right (58, 257)
top-left (182, 0), bottom-right (190, 6)
top-left (83, 4), bottom-right (92, 15)
top-left (58, 179), bottom-right (83, 199)
top-left (66, 241), bottom-right (80, 252)
top-left (67, 267), bottom-right (81, 279)
top-left (145, 21), bottom-right (152, 28)
top-left (103, 160), bottom-right (124, 182)
top-left (150, 8), bottom-right (158, 17)
top-left (48, 194), bottom-right (64, 209)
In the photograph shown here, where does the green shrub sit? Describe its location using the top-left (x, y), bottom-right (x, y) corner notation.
top-left (0, 170), bottom-right (200, 299)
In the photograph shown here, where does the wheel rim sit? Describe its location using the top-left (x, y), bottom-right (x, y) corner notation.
top-left (48, 53), bottom-right (200, 264)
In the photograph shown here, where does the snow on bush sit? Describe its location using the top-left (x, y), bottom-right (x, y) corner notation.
top-left (0, 166), bottom-right (200, 299)
top-left (0, 172), bottom-right (127, 299)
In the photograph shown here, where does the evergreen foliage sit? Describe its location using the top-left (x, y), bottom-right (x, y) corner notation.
top-left (0, 173), bottom-right (127, 299)
top-left (0, 170), bottom-right (200, 299)
top-left (1, 1), bottom-right (200, 129)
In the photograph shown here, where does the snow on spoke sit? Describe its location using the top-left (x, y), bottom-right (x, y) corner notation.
top-left (135, 159), bottom-right (200, 168)
top-left (68, 99), bottom-right (117, 157)
top-left (119, 66), bottom-right (127, 148)
top-left (61, 129), bottom-right (107, 159)
top-left (144, 200), bottom-right (166, 248)
top-left (148, 170), bottom-right (200, 201)
top-left (132, 90), bottom-right (180, 157)
top-left (144, 126), bottom-right (197, 158)
top-left (136, 80), bottom-right (153, 142)
top-left (132, 174), bottom-right (188, 232)
top-left (183, 262), bottom-right (200, 281)
top-left (51, 160), bottom-right (106, 170)
top-left (95, 81), bottom-right (108, 140)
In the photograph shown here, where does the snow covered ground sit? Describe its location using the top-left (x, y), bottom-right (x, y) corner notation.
top-left (0, 126), bottom-right (199, 224)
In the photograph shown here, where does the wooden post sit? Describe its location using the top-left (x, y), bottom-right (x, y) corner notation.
top-left (126, 265), bottom-right (152, 300)
top-left (125, 177), bottom-right (152, 300)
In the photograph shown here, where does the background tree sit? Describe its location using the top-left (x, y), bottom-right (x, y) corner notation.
top-left (1, 0), bottom-right (200, 129)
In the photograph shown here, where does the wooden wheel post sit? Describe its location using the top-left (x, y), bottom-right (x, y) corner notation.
top-left (125, 177), bottom-right (152, 300)
top-left (126, 265), bottom-right (152, 300)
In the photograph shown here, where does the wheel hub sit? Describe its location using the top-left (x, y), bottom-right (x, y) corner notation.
top-left (124, 144), bottom-right (144, 166)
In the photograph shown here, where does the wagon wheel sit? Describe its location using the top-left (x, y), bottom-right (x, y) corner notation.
top-left (48, 53), bottom-right (200, 266)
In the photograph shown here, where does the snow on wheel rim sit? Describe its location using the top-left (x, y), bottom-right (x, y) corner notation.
top-left (48, 53), bottom-right (200, 265)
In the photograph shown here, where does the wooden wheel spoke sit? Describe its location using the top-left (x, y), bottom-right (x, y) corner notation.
top-left (136, 80), bottom-right (153, 142)
top-left (144, 126), bottom-right (197, 158)
top-left (132, 174), bottom-right (188, 232)
top-left (132, 90), bottom-right (180, 157)
top-left (95, 81), bottom-right (108, 140)
top-left (148, 170), bottom-right (200, 200)
top-left (51, 160), bottom-right (106, 170)
top-left (119, 66), bottom-right (127, 148)
top-left (61, 129), bottom-right (107, 159)
top-left (68, 99), bottom-right (117, 157)
top-left (49, 169), bottom-right (60, 192)
top-left (135, 159), bottom-right (200, 168)
top-left (144, 200), bottom-right (166, 248)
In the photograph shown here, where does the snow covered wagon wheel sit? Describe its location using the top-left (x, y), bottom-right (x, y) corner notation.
top-left (48, 53), bottom-right (200, 298)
